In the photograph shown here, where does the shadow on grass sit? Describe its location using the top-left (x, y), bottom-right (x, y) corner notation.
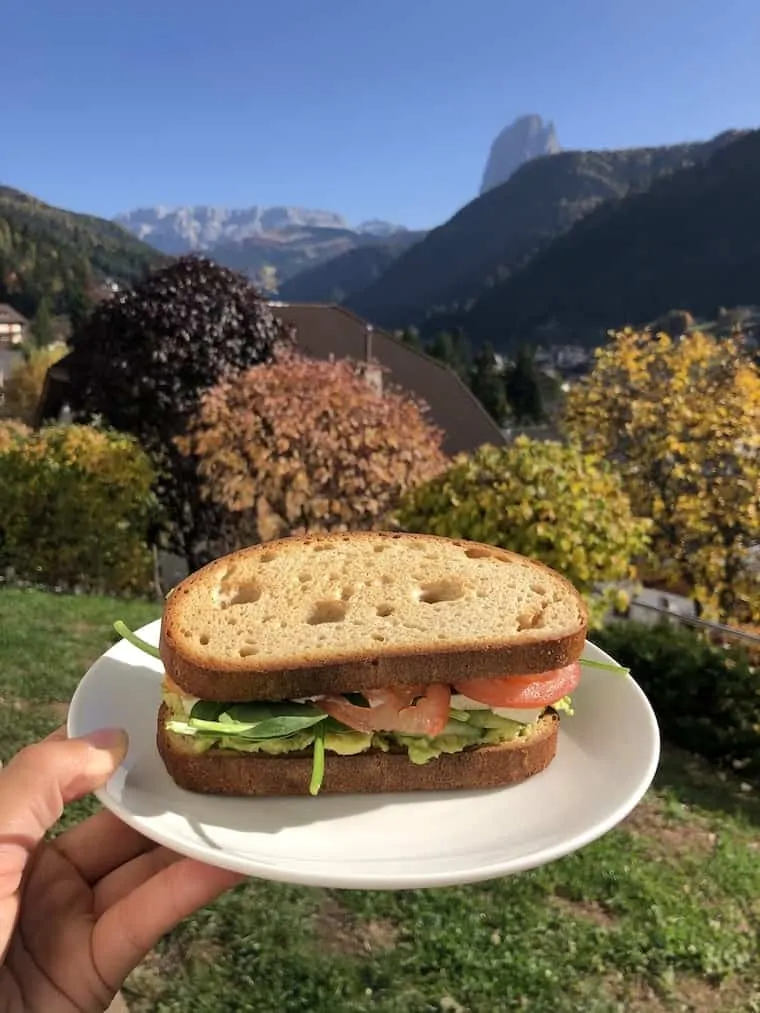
top-left (655, 744), bottom-right (760, 828)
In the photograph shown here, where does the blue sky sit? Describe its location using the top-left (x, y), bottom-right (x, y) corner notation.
top-left (4, 0), bottom-right (758, 229)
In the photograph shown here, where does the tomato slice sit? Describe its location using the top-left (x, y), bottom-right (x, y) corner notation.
top-left (317, 684), bottom-right (451, 736)
top-left (455, 662), bottom-right (581, 709)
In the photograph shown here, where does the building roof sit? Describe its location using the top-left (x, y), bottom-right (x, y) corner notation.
top-left (0, 303), bottom-right (28, 326)
top-left (269, 302), bottom-right (504, 456)
top-left (36, 302), bottom-right (505, 456)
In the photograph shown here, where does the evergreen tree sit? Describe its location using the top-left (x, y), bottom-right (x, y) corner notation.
top-left (427, 328), bottom-right (471, 379)
top-left (399, 326), bottom-right (423, 351)
top-left (31, 296), bottom-right (54, 348)
top-left (470, 341), bottom-right (508, 424)
top-left (505, 344), bottom-right (545, 423)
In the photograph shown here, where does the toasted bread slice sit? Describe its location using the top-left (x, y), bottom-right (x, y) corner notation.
top-left (157, 703), bottom-right (559, 796)
top-left (160, 532), bottom-right (588, 701)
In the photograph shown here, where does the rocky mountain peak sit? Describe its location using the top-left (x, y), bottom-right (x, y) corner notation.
top-left (479, 114), bottom-right (561, 194)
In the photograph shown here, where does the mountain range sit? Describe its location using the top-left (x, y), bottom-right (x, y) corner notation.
top-left (457, 127), bottom-right (760, 346)
top-left (345, 129), bottom-right (745, 334)
top-left (3, 116), bottom-right (758, 355)
top-left (113, 115), bottom-right (558, 293)
top-left (114, 205), bottom-right (415, 292)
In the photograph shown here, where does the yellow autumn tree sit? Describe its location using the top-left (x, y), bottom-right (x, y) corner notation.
top-left (565, 328), bottom-right (760, 622)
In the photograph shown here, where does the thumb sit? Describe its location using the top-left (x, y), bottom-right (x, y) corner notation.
top-left (0, 728), bottom-right (128, 893)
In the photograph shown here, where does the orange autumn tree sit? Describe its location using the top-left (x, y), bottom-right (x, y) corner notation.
top-left (178, 351), bottom-right (448, 545)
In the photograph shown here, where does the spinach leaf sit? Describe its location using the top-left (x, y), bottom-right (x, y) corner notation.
top-left (189, 700), bottom-right (326, 723)
top-left (189, 712), bottom-right (328, 740)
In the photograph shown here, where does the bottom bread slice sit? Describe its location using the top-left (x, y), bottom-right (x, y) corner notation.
top-left (156, 703), bottom-right (560, 796)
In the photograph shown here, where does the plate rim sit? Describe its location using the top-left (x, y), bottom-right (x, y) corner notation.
top-left (67, 620), bottom-right (661, 890)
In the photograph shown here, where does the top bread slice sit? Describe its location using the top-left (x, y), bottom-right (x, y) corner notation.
top-left (159, 532), bottom-right (588, 701)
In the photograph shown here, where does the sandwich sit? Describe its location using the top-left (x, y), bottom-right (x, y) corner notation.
top-left (117, 532), bottom-right (597, 796)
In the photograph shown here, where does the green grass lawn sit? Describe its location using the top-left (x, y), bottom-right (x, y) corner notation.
top-left (1, 586), bottom-right (759, 1013)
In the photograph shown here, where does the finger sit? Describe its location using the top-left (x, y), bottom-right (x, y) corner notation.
top-left (0, 729), bottom-right (128, 898)
top-left (53, 809), bottom-right (157, 884)
top-left (93, 859), bottom-right (244, 987)
top-left (92, 847), bottom-right (182, 915)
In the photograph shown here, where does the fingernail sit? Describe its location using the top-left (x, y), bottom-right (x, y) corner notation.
top-left (81, 727), bottom-right (129, 751)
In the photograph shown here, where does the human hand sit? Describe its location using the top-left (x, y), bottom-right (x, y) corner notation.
top-left (0, 726), bottom-right (244, 1012)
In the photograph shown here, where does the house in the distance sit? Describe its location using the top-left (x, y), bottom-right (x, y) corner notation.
top-left (0, 303), bottom-right (27, 346)
top-left (269, 302), bottom-right (504, 456)
top-left (0, 304), bottom-right (28, 400)
top-left (36, 302), bottom-right (505, 457)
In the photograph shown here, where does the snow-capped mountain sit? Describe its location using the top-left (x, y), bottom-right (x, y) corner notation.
top-left (115, 205), bottom-right (407, 256)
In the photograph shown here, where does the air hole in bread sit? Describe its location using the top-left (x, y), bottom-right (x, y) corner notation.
top-left (259, 551), bottom-right (277, 563)
top-left (417, 578), bottom-right (465, 604)
top-left (199, 632), bottom-right (210, 646)
top-left (263, 615), bottom-right (276, 623)
top-left (182, 628), bottom-right (192, 638)
top-left (381, 574), bottom-right (394, 585)
top-left (312, 544), bottom-right (333, 553)
top-left (238, 645), bottom-right (259, 657)
top-left (531, 583), bottom-right (548, 596)
top-left (341, 586), bottom-right (354, 601)
top-left (517, 609), bottom-right (545, 632)
top-left (307, 600), bottom-right (349, 625)
top-left (372, 633), bottom-right (386, 642)
top-left (372, 544), bottom-right (388, 553)
top-left (376, 603), bottom-right (394, 617)
top-left (464, 546), bottom-right (496, 560)
top-left (298, 572), bottom-right (312, 583)
top-left (218, 581), bottom-right (261, 607)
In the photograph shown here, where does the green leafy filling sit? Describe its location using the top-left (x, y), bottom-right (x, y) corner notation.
top-left (115, 618), bottom-right (625, 795)
top-left (164, 699), bottom-right (565, 793)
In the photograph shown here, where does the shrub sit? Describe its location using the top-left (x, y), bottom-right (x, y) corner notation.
top-left (395, 437), bottom-right (651, 625)
top-left (178, 350), bottom-right (447, 547)
top-left (0, 424), bottom-right (160, 595)
top-left (0, 419), bottom-right (31, 452)
top-left (596, 620), bottom-right (760, 777)
top-left (65, 255), bottom-right (292, 568)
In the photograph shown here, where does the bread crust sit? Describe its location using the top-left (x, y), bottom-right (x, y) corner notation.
top-left (156, 703), bottom-right (560, 796)
top-left (160, 532), bottom-right (588, 701)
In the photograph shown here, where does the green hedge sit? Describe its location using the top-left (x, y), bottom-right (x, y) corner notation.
top-left (0, 423), bottom-right (161, 595)
top-left (596, 620), bottom-right (760, 777)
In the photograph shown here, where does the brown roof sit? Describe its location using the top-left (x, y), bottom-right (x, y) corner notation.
top-left (270, 302), bottom-right (504, 456)
top-left (0, 304), bottom-right (28, 326)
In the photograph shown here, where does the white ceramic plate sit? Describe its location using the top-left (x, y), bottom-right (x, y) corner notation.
top-left (67, 620), bottom-right (660, 890)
